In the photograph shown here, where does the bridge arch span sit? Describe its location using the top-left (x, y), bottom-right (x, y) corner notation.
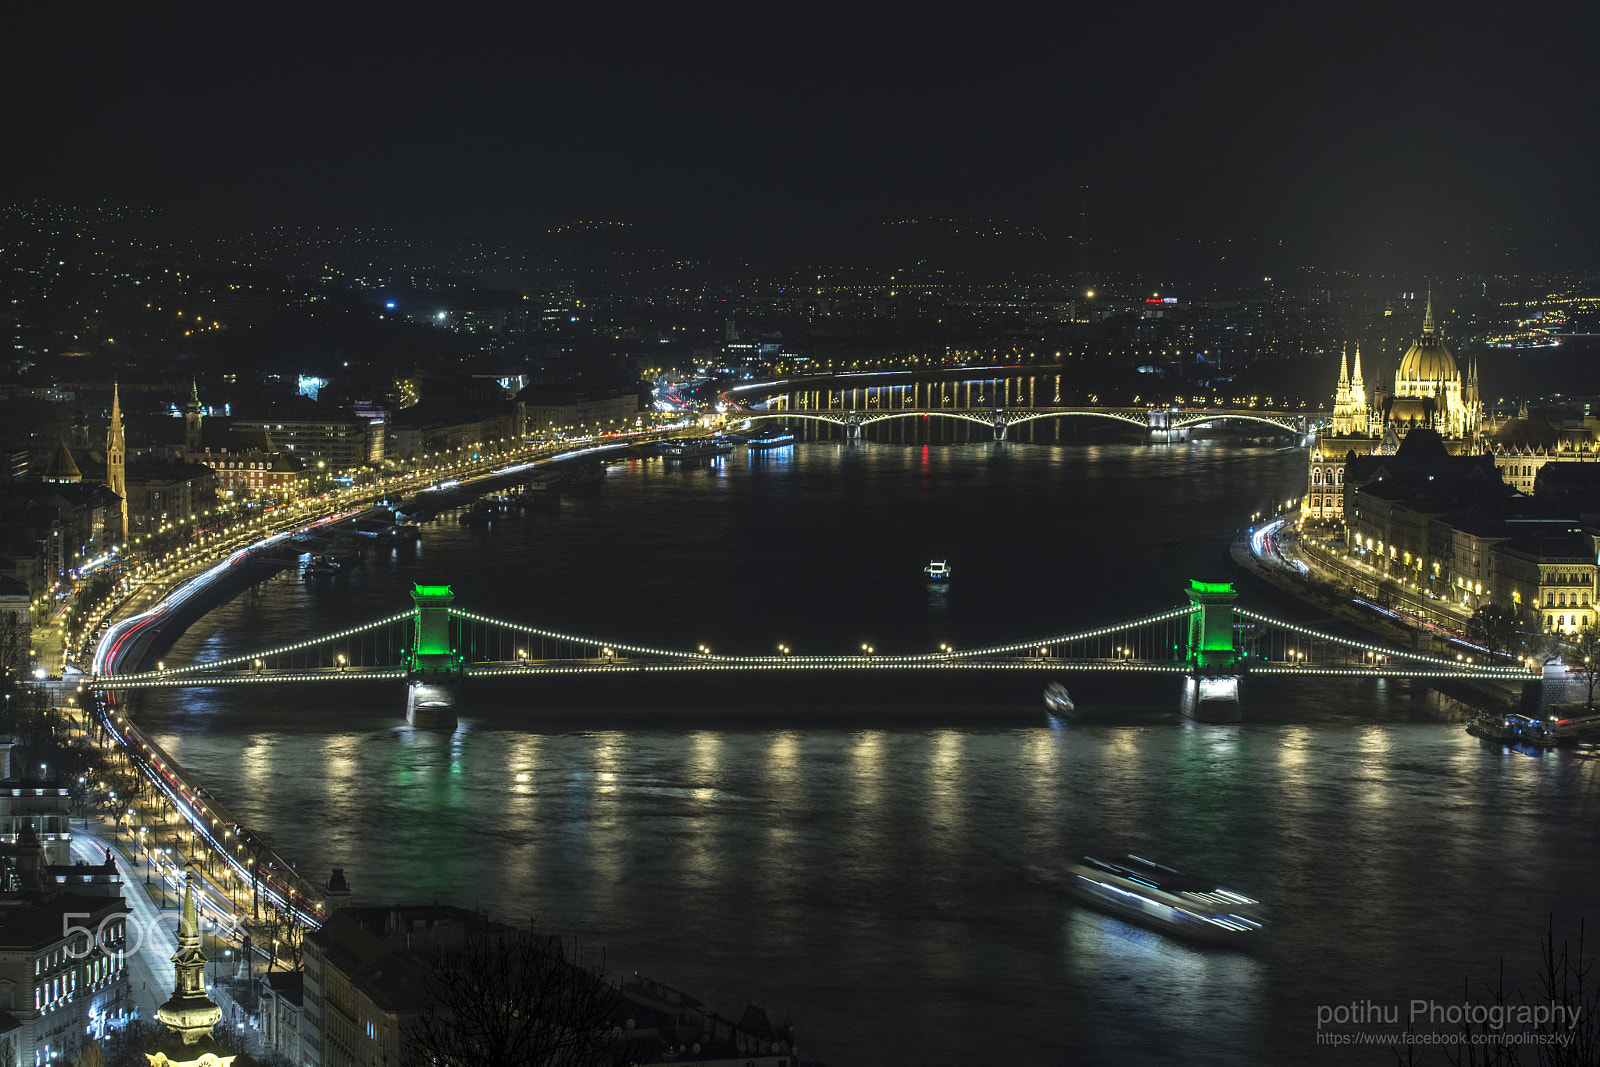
top-left (730, 411), bottom-right (846, 429)
top-left (732, 409), bottom-right (1002, 432)
top-left (858, 410), bottom-right (998, 430)
top-left (1001, 409), bottom-right (1150, 430)
top-left (1165, 412), bottom-right (1304, 434)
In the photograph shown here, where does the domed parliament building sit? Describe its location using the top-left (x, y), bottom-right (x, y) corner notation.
top-left (1306, 294), bottom-right (1483, 524)
top-left (1307, 293), bottom-right (1600, 528)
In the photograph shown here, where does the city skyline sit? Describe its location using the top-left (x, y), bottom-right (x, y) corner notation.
top-left (7, 7), bottom-right (1599, 278)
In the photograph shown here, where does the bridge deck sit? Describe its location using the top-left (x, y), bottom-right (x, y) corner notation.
top-left (92, 657), bottom-right (1532, 688)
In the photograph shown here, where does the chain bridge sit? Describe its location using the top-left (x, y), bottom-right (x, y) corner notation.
top-left (91, 581), bottom-right (1530, 728)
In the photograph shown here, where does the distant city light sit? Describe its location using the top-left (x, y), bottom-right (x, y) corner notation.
top-left (297, 375), bottom-right (327, 400)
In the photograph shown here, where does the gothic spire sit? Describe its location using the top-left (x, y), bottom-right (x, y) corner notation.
top-left (1352, 343), bottom-right (1364, 384)
top-left (1422, 285), bottom-right (1436, 335)
top-left (108, 381), bottom-right (125, 454)
top-left (106, 381), bottom-right (128, 543)
top-left (1338, 346), bottom-right (1349, 384)
top-left (156, 870), bottom-right (223, 1046)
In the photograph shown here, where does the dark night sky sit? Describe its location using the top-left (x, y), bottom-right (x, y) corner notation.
top-left (9, 4), bottom-right (1598, 276)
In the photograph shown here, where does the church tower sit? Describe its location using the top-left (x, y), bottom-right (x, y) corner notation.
top-left (1350, 344), bottom-right (1368, 434)
top-left (1330, 344), bottom-right (1371, 437)
top-left (107, 382), bottom-right (129, 544)
top-left (146, 871), bottom-right (240, 1066)
top-left (1465, 355), bottom-right (1481, 443)
top-left (184, 379), bottom-right (203, 454)
top-left (1331, 348), bottom-right (1351, 427)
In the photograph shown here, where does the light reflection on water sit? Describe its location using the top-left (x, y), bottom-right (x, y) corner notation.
top-left (137, 443), bottom-right (1600, 1065)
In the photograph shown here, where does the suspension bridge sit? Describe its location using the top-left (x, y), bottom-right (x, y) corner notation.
top-left (90, 581), bottom-right (1531, 726)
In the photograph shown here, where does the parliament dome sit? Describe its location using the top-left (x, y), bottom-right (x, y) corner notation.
top-left (1396, 295), bottom-right (1457, 382)
top-left (1398, 335), bottom-right (1457, 382)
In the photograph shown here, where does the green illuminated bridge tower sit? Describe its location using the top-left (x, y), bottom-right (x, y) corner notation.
top-left (1182, 580), bottom-right (1244, 722)
top-left (406, 584), bottom-right (464, 728)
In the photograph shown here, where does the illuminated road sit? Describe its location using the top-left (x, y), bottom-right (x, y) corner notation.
top-left (70, 829), bottom-right (175, 1022)
top-left (80, 425), bottom-right (702, 940)
top-left (1249, 519), bottom-right (1309, 578)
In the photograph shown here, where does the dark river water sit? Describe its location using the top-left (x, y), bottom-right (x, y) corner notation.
top-left (133, 440), bottom-right (1600, 1066)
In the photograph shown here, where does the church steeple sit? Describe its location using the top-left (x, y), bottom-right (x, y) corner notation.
top-left (145, 870), bottom-right (242, 1066)
top-left (107, 382), bottom-right (128, 544)
top-left (156, 872), bottom-right (224, 1045)
top-left (1422, 285), bottom-right (1437, 336)
top-left (184, 378), bottom-right (203, 454)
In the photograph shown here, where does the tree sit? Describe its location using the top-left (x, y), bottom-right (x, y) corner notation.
top-left (1432, 917), bottom-right (1600, 1066)
top-left (402, 925), bottom-right (630, 1067)
top-left (0, 606), bottom-right (28, 687)
top-left (1569, 626), bottom-right (1600, 709)
top-left (1468, 604), bottom-right (1520, 659)
top-left (258, 903), bottom-right (303, 972)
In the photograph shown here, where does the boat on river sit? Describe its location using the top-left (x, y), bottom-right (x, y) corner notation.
top-left (664, 437), bottom-right (734, 461)
top-left (1043, 682), bottom-right (1075, 715)
top-left (747, 428), bottom-right (796, 449)
top-left (1465, 712), bottom-right (1520, 743)
top-left (1065, 854), bottom-right (1266, 946)
top-left (301, 554), bottom-right (340, 580)
top-left (1468, 712), bottom-right (1556, 747)
top-left (924, 559), bottom-right (951, 581)
top-left (1550, 711), bottom-right (1600, 746)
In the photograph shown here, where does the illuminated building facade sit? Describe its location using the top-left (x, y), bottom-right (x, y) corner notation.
top-left (0, 822), bottom-right (130, 1067)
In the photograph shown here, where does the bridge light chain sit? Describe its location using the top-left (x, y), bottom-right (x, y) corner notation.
top-left (95, 602), bottom-right (1535, 688)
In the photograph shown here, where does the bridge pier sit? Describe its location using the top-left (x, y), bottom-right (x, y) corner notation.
top-left (1520, 657), bottom-right (1576, 717)
top-left (844, 411), bottom-right (863, 440)
top-left (406, 681), bottom-right (458, 729)
top-left (1181, 672), bottom-right (1243, 723)
top-left (992, 411), bottom-right (1009, 441)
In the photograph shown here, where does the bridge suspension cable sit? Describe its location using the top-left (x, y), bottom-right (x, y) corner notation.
top-left (107, 609), bottom-right (416, 684)
top-left (1233, 607), bottom-right (1529, 676)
